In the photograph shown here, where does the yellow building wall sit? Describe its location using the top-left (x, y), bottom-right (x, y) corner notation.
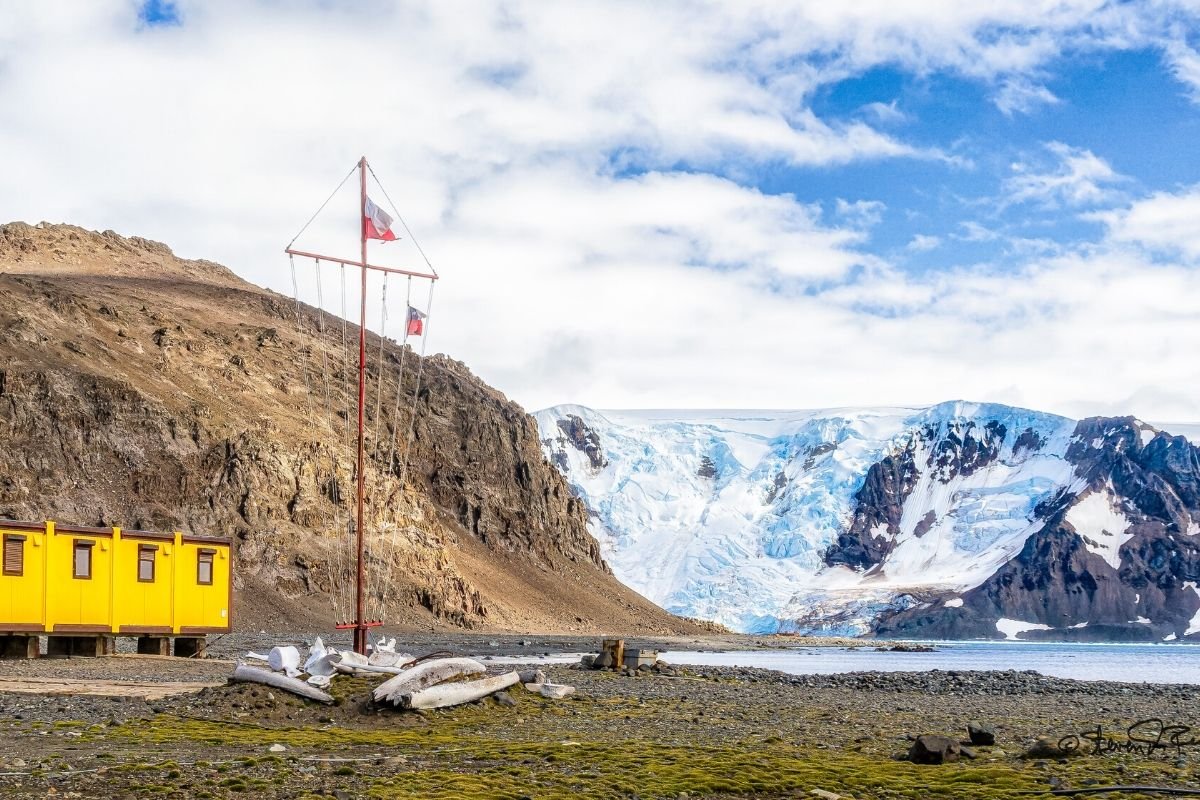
top-left (46, 524), bottom-right (113, 632)
top-left (111, 529), bottom-right (175, 634)
top-left (0, 522), bottom-right (46, 629)
top-left (0, 521), bottom-right (232, 636)
top-left (173, 537), bottom-right (233, 634)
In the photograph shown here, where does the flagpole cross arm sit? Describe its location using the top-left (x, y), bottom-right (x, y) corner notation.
top-left (285, 248), bottom-right (439, 281)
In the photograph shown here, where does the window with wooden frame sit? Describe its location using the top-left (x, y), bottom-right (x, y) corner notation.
top-left (3, 534), bottom-right (25, 576)
top-left (137, 544), bottom-right (156, 582)
top-left (73, 540), bottom-right (94, 579)
top-left (197, 549), bottom-right (215, 585)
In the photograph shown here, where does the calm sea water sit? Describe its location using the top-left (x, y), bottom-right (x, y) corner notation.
top-left (490, 642), bottom-right (1200, 685)
top-left (659, 642), bottom-right (1200, 685)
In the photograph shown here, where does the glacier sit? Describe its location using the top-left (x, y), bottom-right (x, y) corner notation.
top-left (535, 401), bottom-right (1154, 634)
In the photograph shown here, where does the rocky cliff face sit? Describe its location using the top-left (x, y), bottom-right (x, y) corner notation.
top-left (876, 417), bottom-right (1200, 641)
top-left (827, 420), bottom-right (1013, 571)
top-left (0, 221), bottom-right (697, 634)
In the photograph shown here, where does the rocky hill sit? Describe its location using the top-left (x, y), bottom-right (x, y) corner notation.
top-left (0, 221), bottom-right (702, 635)
top-left (537, 403), bottom-right (1200, 641)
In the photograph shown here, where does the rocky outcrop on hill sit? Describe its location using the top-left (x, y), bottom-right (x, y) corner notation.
top-left (825, 420), bottom-right (1007, 571)
top-left (875, 417), bottom-right (1200, 641)
top-left (0, 221), bottom-right (696, 634)
top-left (548, 414), bottom-right (608, 471)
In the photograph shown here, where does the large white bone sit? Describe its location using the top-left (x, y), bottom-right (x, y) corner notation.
top-left (371, 657), bottom-right (487, 704)
top-left (231, 663), bottom-right (334, 704)
top-left (400, 671), bottom-right (521, 710)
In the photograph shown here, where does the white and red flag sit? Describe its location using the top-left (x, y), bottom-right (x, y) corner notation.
top-left (406, 306), bottom-right (426, 336)
top-left (364, 197), bottom-right (398, 241)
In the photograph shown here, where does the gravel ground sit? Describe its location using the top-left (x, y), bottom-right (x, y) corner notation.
top-left (0, 643), bottom-right (1197, 798)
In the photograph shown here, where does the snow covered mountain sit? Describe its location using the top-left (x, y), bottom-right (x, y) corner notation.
top-left (535, 403), bottom-right (1200, 641)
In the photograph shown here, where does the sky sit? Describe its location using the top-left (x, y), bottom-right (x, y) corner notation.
top-left (3, 1), bottom-right (1200, 422)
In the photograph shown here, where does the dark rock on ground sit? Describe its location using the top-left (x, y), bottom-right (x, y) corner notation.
top-left (908, 734), bottom-right (963, 764)
top-left (1022, 735), bottom-right (1077, 760)
top-left (967, 720), bottom-right (996, 746)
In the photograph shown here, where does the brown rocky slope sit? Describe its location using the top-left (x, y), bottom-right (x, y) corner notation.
top-left (0, 221), bottom-right (702, 635)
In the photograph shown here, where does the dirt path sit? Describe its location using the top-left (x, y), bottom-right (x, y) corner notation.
top-left (0, 676), bottom-right (223, 700)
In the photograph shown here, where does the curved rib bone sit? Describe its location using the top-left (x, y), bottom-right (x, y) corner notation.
top-left (231, 663), bottom-right (334, 704)
top-left (400, 671), bottom-right (520, 710)
top-left (371, 657), bottom-right (487, 704)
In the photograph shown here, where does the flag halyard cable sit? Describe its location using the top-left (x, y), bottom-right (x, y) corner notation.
top-left (284, 157), bottom-right (440, 650)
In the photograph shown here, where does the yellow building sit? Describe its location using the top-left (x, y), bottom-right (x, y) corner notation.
top-left (0, 520), bottom-right (231, 656)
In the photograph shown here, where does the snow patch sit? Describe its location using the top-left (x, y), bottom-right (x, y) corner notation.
top-left (1065, 490), bottom-right (1133, 570)
top-left (1069, 621), bottom-right (1089, 629)
top-left (943, 598), bottom-right (964, 608)
top-left (996, 618), bottom-right (1052, 640)
top-left (1165, 633), bottom-right (1178, 641)
top-left (1185, 582), bottom-right (1200, 637)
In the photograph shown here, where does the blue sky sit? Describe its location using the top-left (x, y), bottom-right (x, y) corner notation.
top-left (5, 2), bottom-right (1200, 421)
top-left (137, 0), bottom-right (180, 27)
top-left (759, 48), bottom-right (1200, 273)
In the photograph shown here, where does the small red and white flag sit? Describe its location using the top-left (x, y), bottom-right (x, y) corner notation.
top-left (364, 197), bottom-right (398, 241)
top-left (406, 306), bottom-right (427, 336)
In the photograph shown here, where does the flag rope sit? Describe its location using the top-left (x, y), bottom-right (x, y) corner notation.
top-left (336, 264), bottom-right (356, 624)
top-left (312, 260), bottom-right (354, 623)
top-left (372, 277), bottom-right (436, 620)
top-left (287, 163), bottom-right (357, 250)
top-left (291, 255), bottom-right (351, 620)
top-left (366, 163), bottom-right (438, 278)
top-left (365, 277), bottom-right (415, 625)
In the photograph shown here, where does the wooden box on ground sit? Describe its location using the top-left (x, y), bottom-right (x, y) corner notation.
top-left (623, 648), bottom-right (660, 670)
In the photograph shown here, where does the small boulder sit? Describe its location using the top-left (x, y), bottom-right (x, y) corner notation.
top-left (967, 721), bottom-right (996, 746)
top-left (1021, 736), bottom-right (1073, 760)
top-left (528, 683), bottom-right (576, 699)
top-left (518, 669), bottom-right (547, 685)
top-left (268, 743), bottom-right (287, 753)
top-left (493, 692), bottom-right (517, 708)
top-left (592, 650), bottom-right (613, 669)
top-left (810, 790), bottom-right (842, 800)
top-left (908, 734), bottom-right (962, 764)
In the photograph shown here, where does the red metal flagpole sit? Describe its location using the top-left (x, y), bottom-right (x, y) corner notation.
top-left (288, 156), bottom-right (430, 650)
top-left (354, 156), bottom-right (369, 656)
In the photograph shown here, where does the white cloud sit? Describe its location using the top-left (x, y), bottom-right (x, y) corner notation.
top-left (1004, 142), bottom-right (1125, 208)
top-left (1164, 38), bottom-right (1200, 102)
top-left (860, 100), bottom-right (907, 124)
top-left (994, 76), bottom-right (1061, 116)
top-left (834, 199), bottom-right (886, 229)
top-left (906, 234), bottom-right (942, 252)
top-left (956, 221), bottom-right (1001, 242)
top-left (2, 0), bottom-right (1200, 423)
top-left (1096, 184), bottom-right (1200, 259)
